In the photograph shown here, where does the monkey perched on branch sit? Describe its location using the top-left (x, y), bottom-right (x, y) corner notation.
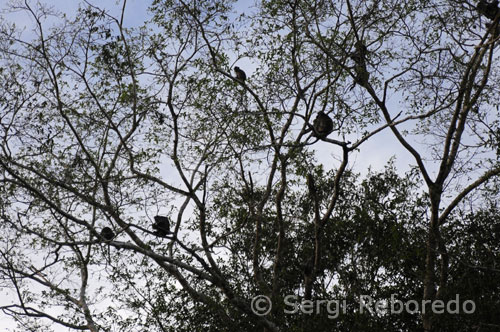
top-left (350, 40), bottom-right (369, 89)
top-left (234, 66), bottom-right (246, 82)
top-left (153, 215), bottom-right (172, 237)
top-left (100, 227), bottom-right (114, 241)
top-left (312, 111), bottom-right (334, 138)
top-left (477, 0), bottom-right (499, 20)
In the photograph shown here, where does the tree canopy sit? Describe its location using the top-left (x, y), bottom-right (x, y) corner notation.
top-left (0, 0), bottom-right (499, 331)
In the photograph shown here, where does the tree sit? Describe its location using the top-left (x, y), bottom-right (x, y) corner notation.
top-left (0, 0), bottom-right (499, 331)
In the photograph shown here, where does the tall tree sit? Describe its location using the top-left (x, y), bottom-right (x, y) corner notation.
top-left (0, 0), bottom-right (499, 331)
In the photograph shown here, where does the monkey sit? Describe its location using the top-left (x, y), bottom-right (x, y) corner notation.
top-left (312, 111), bottom-right (334, 138)
top-left (477, 0), bottom-right (499, 20)
top-left (100, 227), bottom-right (115, 265)
top-left (350, 40), bottom-right (370, 89)
top-left (353, 64), bottom-right (370, 87)
top-left (153, 215), bottom-right (172, 237)
top-left (234, 66), bottom-right (247, 82)
top-left (351, 41), bottom-right (367, 64)
top-left (100, 227), bottom-right (114, 241)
